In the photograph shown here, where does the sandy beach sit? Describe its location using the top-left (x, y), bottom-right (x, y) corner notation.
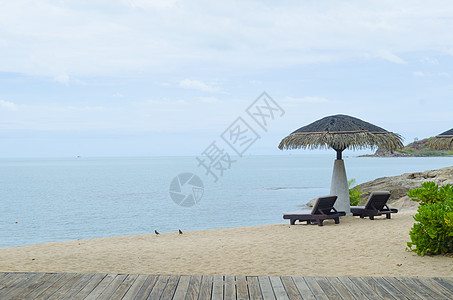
top-left (0, 210), bottom-right (452, 277)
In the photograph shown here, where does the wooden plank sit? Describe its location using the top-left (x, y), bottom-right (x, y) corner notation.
top-left (44, 273), bottom-right (87, 300)
top-left (0, 272), bottom-right (10, 281)
top-left (337, 277), bottom-right (370, 300)
top-left (404, 277), bottom-right (443, 299)
top-left (60, 273), bottom-right (98, 300)
top-left (185, 274), bottom-right (202, 300)
top-left (424, 277), bottom-right (453, 298)
top-left (258, 276), bottom-right (276, 300)
top-left (30, 273), bottom-right (78, 299)
top-left (75, 273), bottom-right (114, 299)
top-left (291, 277), bottom-right (315, 300)
top-left (0, 273), bottom-right (22, 288)
top-left (212, 275), bottom-right (224, 300)
top-left (236, 275), bottom-right (249, 300)
top-left (21, 273), bottom-right (66, 299)
top-left (313, 277), bottom-right (342, 300)
top-left (108, 274), bottom-right (139, 299)
top-left (280, 277), bottom-right (302, 300)
top-left (372, 277), bottom-right (409, 300)
top-left (0, 273), bottom-right (46, 299)
top-left (160, 274), bottom-right (180, 300)
top-left (359, 277), bottom-right (396, 299)
top-left (131, 275), bottom-right (159, 300)
top-left (2, 273), bottom-right (452, 300)
top-left (348, 277), bottom-right (388, 300)
top-left (247, 276), bottom-right (263, 300)
top-left (432, 277), bottom-right (453, 295)
top-left (147, 274), bottom-right (170, 299)
top-left (438, 277), bottom-right (453, 286)
top-left (413, 277), bottom-right (453, 299)
top-left (304, 277), bottom-right (329, 300)
top-left (224, 275), bottom-right (236, 300)
top-left (172, 275), bottom-right (191, 300)
top-left (121, 274), bottom-right (149, 300)
top-left (381, 277), bottom-right (423, 300)
top-left (0, 273), bottom-right (15, 286)
top-left (327, 277), bottom-right (357, 299)
top-left (197, 275), bottom-right (213, 300)
top-left (11, 273), bottom-right (64, 299)
top-left (394, 277), bottom-right (435, 300)
top-left (88, 273), bottom-right (127, 300)
top-left (269, 276), bottom-right (289, 300)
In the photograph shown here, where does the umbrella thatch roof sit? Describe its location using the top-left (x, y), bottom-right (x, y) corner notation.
top-left (278, 114), bottom-right (404, 152)
top-left (429, 128), bottom-right (453, 150)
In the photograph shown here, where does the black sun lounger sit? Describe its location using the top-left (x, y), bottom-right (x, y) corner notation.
top-left (350, 191), bottom-right (398, 220)
top-left (283, 195), bottom-right (346, 226)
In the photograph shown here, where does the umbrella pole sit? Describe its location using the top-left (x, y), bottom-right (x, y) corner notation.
top-left (336, 149), bottom-right (342, 160)
top-left (330, 151), bottom-right (350, 216)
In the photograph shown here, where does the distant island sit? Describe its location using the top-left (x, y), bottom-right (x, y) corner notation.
top-left (361, 137), bottom-right (453, 157)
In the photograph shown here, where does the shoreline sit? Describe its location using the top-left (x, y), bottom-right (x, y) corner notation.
top-left (1, 210), bottom-right (452, 277)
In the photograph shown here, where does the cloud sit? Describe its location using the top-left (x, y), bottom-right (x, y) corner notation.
top-left (0, 99), bottom-right (19, 111)
top-left (413, 71), bottom-right (425, 77)
top-left (420, 57), bottom-right (439, 65)
top-left (112, 92), bottom-right (124, 97)
top-left (284, 96), bottom-right (334, 104)
top-left (179, 79), bottom-right (220, 93)
top-left (54, 73), bottom-right (70, 85)
top-left (249, 80), bottom-right (262, 85)
top-left (122, 0), bottom-right (178, 9)
top-left (413, 71), bottom-right (450, 78)
top-left (376, 50), bottom-right (406, 64)
top-left (1, 1), bottom-right (453, 79)
top-left (197, 96), bottom-right (221, 103)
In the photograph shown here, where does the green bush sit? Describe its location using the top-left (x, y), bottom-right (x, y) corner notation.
top-left (407, 199), bottom-right (453, 256)
top-left (407, 181), bottom-right (453, 205)
top-left (407, 181), bottom-right (453, 256)
top-left (400, 148), bottom-right (414, 154)
top-left (348, 179), bottom-right (363, 206)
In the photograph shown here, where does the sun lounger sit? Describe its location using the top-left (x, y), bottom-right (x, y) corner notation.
top-left (350, 191), bottom-right (398, 220)
top-left (283, 195), bottom-right (346, 226)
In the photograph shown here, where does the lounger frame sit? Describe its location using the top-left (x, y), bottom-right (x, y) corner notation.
top-left (350, 191), bottom-right (398, 220)
top-left (283, 195), bottom-right (346, 226)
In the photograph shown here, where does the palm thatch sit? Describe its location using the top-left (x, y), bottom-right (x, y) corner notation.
top-left (278, 115), bottom-right (404, 154)
top-left (429, 128), bottom-right (453, 150)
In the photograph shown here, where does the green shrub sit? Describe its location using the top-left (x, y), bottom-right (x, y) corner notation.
top-left (407, 181), bottom-right (453, 256)
top-left (407, 181), bottom-right (453, 205)
top-left (348, 179), bottom-right (363, 206)
top-left (407, 199), bottom-right (453, 256)
top-left (400, 148), bottom-right (414, 154)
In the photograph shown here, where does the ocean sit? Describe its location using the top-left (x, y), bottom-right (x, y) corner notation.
top-left (1, 154), bottom-right (452, 248)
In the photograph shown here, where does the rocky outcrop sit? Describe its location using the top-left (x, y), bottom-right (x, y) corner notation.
top-left (361, 138), bottom-right (452, 157)
top-left (356, 166), bottom-right (453, 208)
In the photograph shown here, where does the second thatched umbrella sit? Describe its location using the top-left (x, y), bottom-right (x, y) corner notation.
top-left (429, 128), bottom-right (453, 150)
top-left (279, 114), bottom-right (404, 214)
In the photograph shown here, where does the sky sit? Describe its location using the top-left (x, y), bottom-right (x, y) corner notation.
top-left (1, 0), bottom-right (453, 157)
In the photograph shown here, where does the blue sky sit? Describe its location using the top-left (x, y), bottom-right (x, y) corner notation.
top-left (1, 0), bottom-right (453, 157)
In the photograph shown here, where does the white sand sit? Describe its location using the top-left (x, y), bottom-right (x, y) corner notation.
top-left (1, 210), bottom-right (452, 277)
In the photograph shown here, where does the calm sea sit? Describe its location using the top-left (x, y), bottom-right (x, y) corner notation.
top-left (1, 154), bottom-right (451, 248)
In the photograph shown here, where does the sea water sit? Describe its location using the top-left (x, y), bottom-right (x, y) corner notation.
top-left (0, 154), bottom-right (451, 248)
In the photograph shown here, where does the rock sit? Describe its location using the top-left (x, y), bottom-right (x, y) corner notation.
top-left (356, 166), bottom-right (453, 206)
top-left (360, 138), bottom-right (453, 157)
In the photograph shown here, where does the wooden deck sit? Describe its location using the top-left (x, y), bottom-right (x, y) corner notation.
top-left (0, 273), bottom-right (452, 299)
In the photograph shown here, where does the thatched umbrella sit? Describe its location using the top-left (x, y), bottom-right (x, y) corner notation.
top-left (279, 114), bottom-right (404, 214)
top-left (429, 128), bottom-right (453, 150)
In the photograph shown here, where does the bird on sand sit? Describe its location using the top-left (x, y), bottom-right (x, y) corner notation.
top-left (178, 229), bottom-right (183, 235)
top-left (155, 230), bottom-right (159, 236)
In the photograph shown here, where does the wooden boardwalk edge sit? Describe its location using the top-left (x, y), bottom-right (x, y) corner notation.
top-left (0, 273), bottom-right (452, 299)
